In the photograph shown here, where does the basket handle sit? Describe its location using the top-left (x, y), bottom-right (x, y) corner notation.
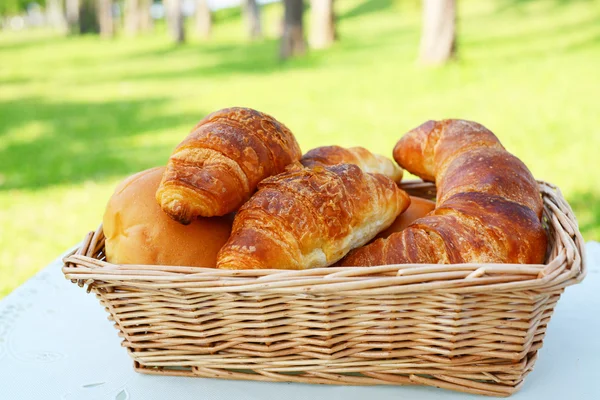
top-left (537, 182), bottom-right (587, 285)
top-left (62, 224), bottom-right (105, 289)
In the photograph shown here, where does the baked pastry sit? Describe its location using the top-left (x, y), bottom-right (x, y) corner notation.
top-left (341, 120), bottom-right (547, 266)
top-left (156, 107), bottom-right (302, 223)
top-left (104, 167), bottom-right (233, 267)
top-left (375, 196), bottom-right (435, 239)
top-left (217, 164), bottom-right (411, 270)
top-left (301, 145), bottom-right (403, 182)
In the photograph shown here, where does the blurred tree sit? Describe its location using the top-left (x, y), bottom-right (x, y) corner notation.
top-left (166, 0), bottom-right (185, 43)
top-left (45, 0), bottom-right (66, 31)
top-left (280, 0), bottom-right (305, 59)
top-left (139, 0), bottom-right (153, 32)
top-left (244, 0), bottom-right (262, 40)
top-left (124, 0), bottom-right (140, 35)
top-left (195, 0), bottom-right (211, 39)
top-left (79, 0), bottom-right (99, 33)
top-left (309, 0), bottom-right (336, 49)
top-left (65, 0), bottom-right (80, 33)
top-left (0, 0), bottom-right (42, 16)
top-left (419, 0), bottom-right (456, 64)
top-left (98, 0), bottom-right (114, 38)
top-left (124, 0), bottom-right (153, 35)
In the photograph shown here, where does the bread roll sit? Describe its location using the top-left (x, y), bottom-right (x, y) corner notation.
top-left (104, 167), bottom-right (233, 267)
top-left (375, 196), bottom-right (435, 239)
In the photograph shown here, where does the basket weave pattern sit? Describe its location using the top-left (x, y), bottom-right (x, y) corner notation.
top-left (62, 181), bottom-right (585, 397)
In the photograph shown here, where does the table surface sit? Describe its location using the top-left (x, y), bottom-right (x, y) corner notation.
top-left (1, 242), bottom-right (598, 400)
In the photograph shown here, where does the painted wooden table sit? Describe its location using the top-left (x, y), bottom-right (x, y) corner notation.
top-left (1, 242), bottom-right (598, 399)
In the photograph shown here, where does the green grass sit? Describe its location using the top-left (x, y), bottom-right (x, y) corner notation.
top-left (1, 0), bottom-right (599, 297)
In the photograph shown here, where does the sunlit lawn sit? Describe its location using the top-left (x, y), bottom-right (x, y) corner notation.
top-left (1, 0), bottom-right (599, 297)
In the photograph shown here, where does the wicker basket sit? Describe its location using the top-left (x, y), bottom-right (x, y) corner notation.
top-left (62, 180), bottom-right (585, 397)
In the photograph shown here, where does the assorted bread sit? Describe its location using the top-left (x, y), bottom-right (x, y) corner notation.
top-left (104, 108), bottom-right (548, 269)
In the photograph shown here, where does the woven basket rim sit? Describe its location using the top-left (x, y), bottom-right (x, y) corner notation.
top-left (62, 180), bottom-right (586, 295)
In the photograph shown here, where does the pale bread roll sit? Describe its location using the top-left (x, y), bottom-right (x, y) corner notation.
top-left (103, 167), bottom-right (233, 267)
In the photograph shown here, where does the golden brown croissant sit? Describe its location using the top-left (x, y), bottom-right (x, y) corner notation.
top-left (301, 145), bottom-right (403, 182)
top-left (156, 107), bottom-right (302, 223)
top-left (217, 164), bottom-right (411, 270)
top-left (341, 120), bottom-right (547, 266)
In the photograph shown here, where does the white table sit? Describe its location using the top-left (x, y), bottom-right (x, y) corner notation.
top-left (1, 243), bottom-right (598, 400)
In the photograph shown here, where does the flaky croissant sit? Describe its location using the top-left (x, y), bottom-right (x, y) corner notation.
top-left (217, 164), bottom-right (411, 270)
top-left (156, 107), bottom-right (302, 223)
top-left (301, 145), bottom-right (403, 182)
top-left (341, 120), bottom-right (547, 266)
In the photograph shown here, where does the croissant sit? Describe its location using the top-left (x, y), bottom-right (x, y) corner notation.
top-left (156, 107), bottom-right (302, 223)
top-left (341, 120), bottom-right (547, 266)
top-left (217, 164), bottom-right (411, 270)
top-left (301, 145), bottom-right (403, 182)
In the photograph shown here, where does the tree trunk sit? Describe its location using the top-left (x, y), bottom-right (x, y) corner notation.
top-left (166, 0), bottom-right (185, 44)
top-left (280, 0), bottom-right (305, 59)
top-left (125, 0), bottom-right (153, 35)
top-left (244, 0), bottom-right (262, 40)
top-left (46, 0), bottom-right (67, 32)
top-left (419, 0), bottom-right (456, 65)
top-left (97, 0), bottom-right (114, 38)
top-left (124, 0), bottom-right (140, 35)
top-left (66, 0), bottom-right (80, 34)
top-left (139, 0), bottom-right (153, 32)
top-left (309, 0), bottom-right (335, 49)
top-left (195, 0), bottom-right (211, 39)
top-left (79, 0), bottom-right (99, 33)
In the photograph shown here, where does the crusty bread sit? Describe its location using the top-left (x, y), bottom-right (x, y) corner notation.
top-left (341, 120), bottom-right (547, 266)
top-left (375, 196), bottom-right (435, 239)
top-left (156, 107), bottom-right (302, 223)
top-left (104, 167), bottom-right (233, 267)
top-left (301, 145), bottom-right (403, 182)
top-left (217, 164), bottom-right (411, 270)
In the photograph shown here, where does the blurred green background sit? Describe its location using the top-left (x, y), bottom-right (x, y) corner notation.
top-left (1, 0), bottom-right (599, 297)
